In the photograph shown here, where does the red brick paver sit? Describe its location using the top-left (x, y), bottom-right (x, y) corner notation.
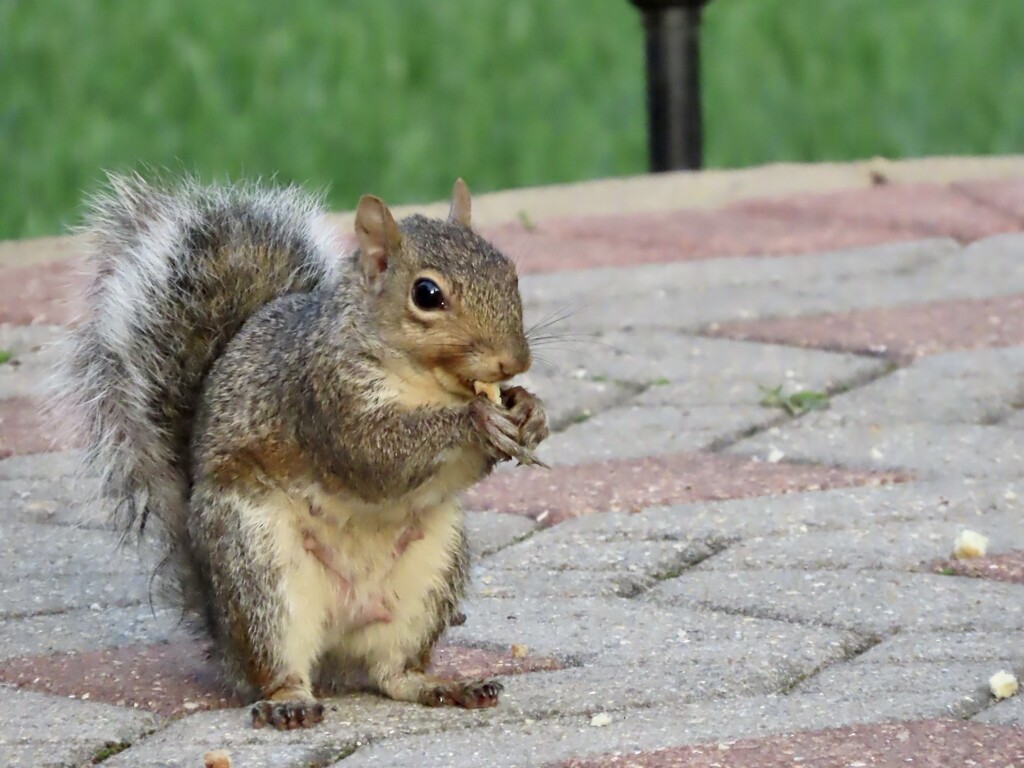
top-left (0, 397), bottom-right (76, 457)
top-left (955, 178), bottom-right (1024, 223)
top-left (0, 640), bottom-right (563, 718)
top-left (483, 209), bottom-right (917, 274)
top-left (733, 183), bottom-right (1022, 243)
top-left (555, 719), bottom-right (1024, 767)
top-left (708, 294), bottom-right (1024, 362)
top-left (481, 179), bottom-right (1024, 274)
top-left (2, 180), bottom-right (1023, 310)
top-left (932, 551), bottom-right (1024, 584)
top-left (465, 452), bottom-right (908, 526)
top-left (0, 260), bottom-right (85, 326)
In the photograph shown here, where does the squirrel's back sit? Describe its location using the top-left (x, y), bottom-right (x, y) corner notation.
top-left (59, 174), bottom-right (341, 546)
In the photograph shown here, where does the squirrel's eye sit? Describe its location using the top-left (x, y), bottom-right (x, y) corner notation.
top-left (411, 278), bottom-right (445, 311)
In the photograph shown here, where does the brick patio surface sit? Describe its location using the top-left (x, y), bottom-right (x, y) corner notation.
top-left (3, 160), bottom-right (1024, 766)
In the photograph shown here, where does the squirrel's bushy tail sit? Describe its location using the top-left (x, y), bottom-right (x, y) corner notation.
top-left (58, 173), bottom-right (340, 588)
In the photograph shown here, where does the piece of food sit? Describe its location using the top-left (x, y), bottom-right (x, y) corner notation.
top-left (203, 750), bottom-right (232, 768)
top-left (473, 380), bottom-right (501, 405)
top-left (989, 671), bottom-right (1019, 700)
top-left (590, 712), bottom-right (613, 727)
top-left (953, 529), bottom-right (988, 560)
top-left (510, 643), bottom-right (529, 658)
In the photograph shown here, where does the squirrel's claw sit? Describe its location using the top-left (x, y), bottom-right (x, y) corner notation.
top-left (515, 449), bottom-right (550, 469)
top-left (251, 699), bottom-right (324, 730)
top-left (500, 386), bottom-right (550, 466)
top-left (421, 678), bottom-right (503, 709)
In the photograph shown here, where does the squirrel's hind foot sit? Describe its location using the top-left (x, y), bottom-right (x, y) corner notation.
top-left (420, 678), bottom-right (503, 709)
top-left (251, 700), bottom-right (325, 730)
top-left (376, 669), bottom-right (503, 709)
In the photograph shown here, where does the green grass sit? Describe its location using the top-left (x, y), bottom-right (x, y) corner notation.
top-left (759, 384), bottom-right (830, 416)
top-left (2, 0), bottom-right (1023, 240)
top-left (89, 741), bottom-right (130, 764)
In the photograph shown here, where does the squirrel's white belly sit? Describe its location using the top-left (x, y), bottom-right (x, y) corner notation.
top-left (257, 478), bottom-right (465, 674)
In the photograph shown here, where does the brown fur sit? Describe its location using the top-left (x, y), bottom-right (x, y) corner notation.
top-left (58, 174), bottom-right (549, 729)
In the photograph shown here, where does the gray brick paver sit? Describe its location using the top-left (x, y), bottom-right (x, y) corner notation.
top-left (859, 631), bottom-right (1024, 664)
top-left (0, 324), bottom-right (64, 401)
top-left (538, 404), bottom-right (780, 465)
top-left (731, 418), bottom-right (1024, 480)
top-left (327, 692), bottom-right (985, 768)
top-left (4, 205), bottom-right (1024, 764)
top-left (464, 510), bottom-right (536, 558)
top-left (481, 524), bottom-right (727, 575)
top-left (540, 481), bottom-right (1017, 542)
top-left (696, 514), bottom-right (1024, 573)
top-left (650, 569), bottom-right (1024, 634)
top-left (0, 521), bottom-right (145, 579)
top-left (0, 688), bottom-right (160, 768)
top-left (794, 659), bottom-right (1021, 716)
top-left (523, 235), bottom-right (1024, 334)
top-left (448, 596), bottom-right (865, 668)
top-left (974, 693), bottom-right (1024, 726)
top-left (540, 332), bottom-right (885, 397)
top-left (0, 451), bottom-right (81, 481)
top-left (0, 573), bottom-right (149, 620)
top-left (822, 347), bottom-right (1024, 426)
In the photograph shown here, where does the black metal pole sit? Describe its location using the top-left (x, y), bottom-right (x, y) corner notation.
top-left (629, 0), bottom-right (710, 172)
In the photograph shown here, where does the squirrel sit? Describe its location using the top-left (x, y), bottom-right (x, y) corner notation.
top-left (57, 173), bottom-right (549, 729)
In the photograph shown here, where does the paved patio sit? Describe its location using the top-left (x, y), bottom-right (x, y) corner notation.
top-left (2, 156), bottom-right (1024, 766)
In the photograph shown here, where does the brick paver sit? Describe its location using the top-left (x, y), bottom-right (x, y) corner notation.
top-left (0, 397), bottom-right (74, 458)
top-left (0, 640), bottom-right (563, 718)
top-left (555, 720), bottom-right (1024, 767)
top-left (0, 259), bottom-right (84, 325)
top-left (955, 177), bottom-right (1024, 221)
top-left (3, 163), bottom-right (1024, 766)
top-left (931, 551), bottom-right (1024, 584)
top-left (466, 452), bottom-right (907, 525)
top-left (732, 182), bottom-right (1023, 242)
top-left (710, 294), bottom-right (1024, 362)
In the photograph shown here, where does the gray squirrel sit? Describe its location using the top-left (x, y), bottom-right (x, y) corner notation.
top-left (57, 174), bottom-right (549, 729)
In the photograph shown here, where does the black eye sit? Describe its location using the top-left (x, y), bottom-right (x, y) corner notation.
top-left (412, 278), bottom-right (445, 311)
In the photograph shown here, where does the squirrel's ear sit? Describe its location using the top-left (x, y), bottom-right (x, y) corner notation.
top-left (354, 195), bottom-right (402, 285)
top-left (448, 178), bottom-right (472, 227)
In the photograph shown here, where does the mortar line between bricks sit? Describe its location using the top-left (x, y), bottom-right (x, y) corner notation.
top-left (734, 204), bottom-right (958, 244)
top-left (0, 598), bottom-right (148, 622)
top-left (776, 633), bottom-right (883, 696)
top-left (950, 181), bottom-right (1024, 229)
top-left (690, 322), bottom-right (904, 362)
top-left (705, 354), bottom-right (902, 454)
top-left (549, 378), bottom-right (648, 435)
top-left (675, 596), bottom-right (879, 635)
top-left (967, 661), bottom-right (1024, 722)
top-left (477, 525), bottom-right (542, 558)
top-left (618, 536), bottom-right (738, 599)
top-left (327, 696), bottom-right (657, 765)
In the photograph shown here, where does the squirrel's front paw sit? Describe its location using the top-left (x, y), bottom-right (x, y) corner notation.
top-left (501, 386), bottom-right (550, 451)
top-left (468, 398), bottom-right (523, 463)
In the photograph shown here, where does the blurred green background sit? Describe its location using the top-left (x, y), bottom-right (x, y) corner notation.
top-left (2, 0), bottom-right (1023, 240)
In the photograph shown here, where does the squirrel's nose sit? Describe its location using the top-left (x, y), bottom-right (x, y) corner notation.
top-left (497, 350), bottom-right (531, 379)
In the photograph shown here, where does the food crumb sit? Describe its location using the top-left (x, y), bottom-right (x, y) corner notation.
top-left (989, 671), bottom-right (1019, 700)
top-left (953, 529), bottom-right (988, 559)
top-left (473, 380), bottom-right (501, 405)
top-left (510, 644), bottom-right (529, 658)
top-left (204, 749), bottom-right (231, 768)
top-left (590, 713), bottom-right (613, 727)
